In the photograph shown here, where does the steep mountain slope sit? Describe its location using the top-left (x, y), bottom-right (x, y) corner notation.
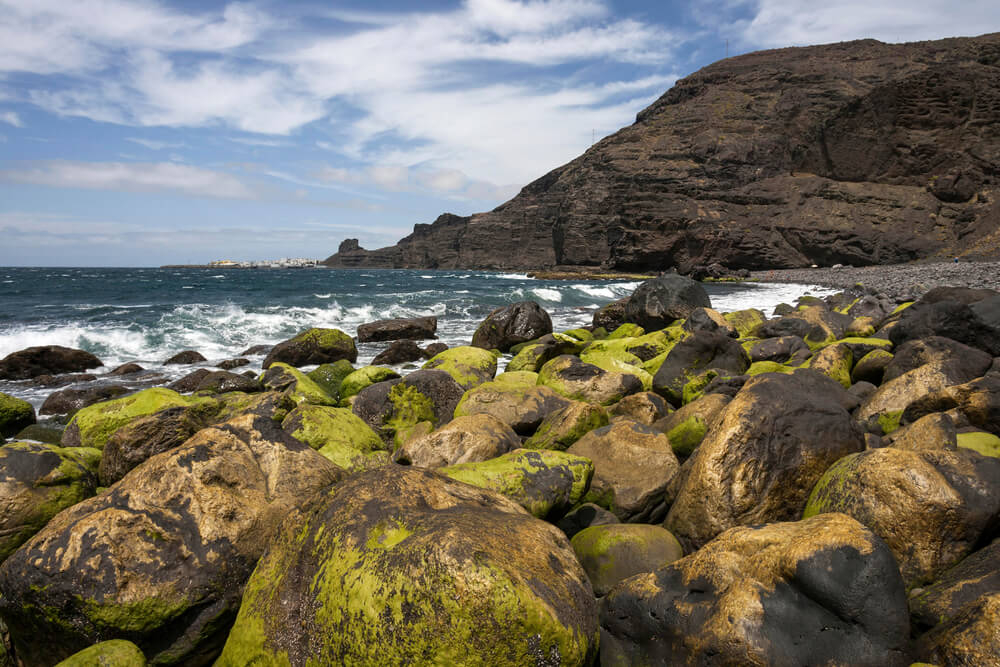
top-left (325, 34), bottom-right (1000, 271)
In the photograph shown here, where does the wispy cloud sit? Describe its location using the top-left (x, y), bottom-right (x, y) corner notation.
top-left (0, 160), bottom-right (256, 199)
top-left (229, 136), bottom-right (292, 147)
top-left (0, 110), bottom-right (22, 127)
top-left (315, 163), bottom-right (520, 202)
top-left (126, 137), bottom-right (184, 150)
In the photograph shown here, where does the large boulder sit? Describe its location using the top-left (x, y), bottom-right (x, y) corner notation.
top-left (306, 359), bottom-right (355, 400)
top-left (453, 372), bottom-right (571, 435)
top-left (193, 370), bottom-right (261, 394)
top-left (567, 420), bottom-right (680, 523)
top-left (260, 362), bottom-right (338, 406)
top-left (371, 339), bottom-right (424, 365)
top-left (888, 297), bottom-right (1000, 356)
top-left (39, 384), bottom-right (130, 416)
top-left (804, 446), bottom-right (1000, 587)
top-left (745, 335), bottom-right (811, 364)
top-left (570, 523), bottom-right (684, 597)
top-left (262, 327), bottom-right (357, 369)
top-left (352, 369), bottom-right (464, 448)
top-left (917, 593), bottom-right (1000, 667)
top-left (394, 413), bottom-right (519, 468)
top-left (600, 513), bottom-right (911, 666)
top-left (471, 301), bottom-right (553, 352)
top-left (652, 331), bottom-right (750, 404)
top-left (0, 345), bottom-right (102, 380)
top-left (665, 371), bottom-right (865, 550)
top-left (624, 274), bottom-right (710, 331)
top-left (652, 392), bottom-right (731, 457)
top-left (356, 316), bottom-right (437, 342)
top-left (0, 413), bottom-right (343, 666)
top-left (421, 345), bottom-right (498, 390)
top-left (55, 639), bottom-right (147, 667)
top-left (883, 335), bottom-right (992, 382)
top-left (524, 401), bottom-right (609, 451)
top-left (217, 467), bottom-right (599, 665)
top-left (538, 355), bottom-right (643, 406)
top-left (903, 373), bottom-right (1000, 436)
top-left (592, 296), bottom-right (628, 331)
top-left (338, 365), bottom-right (401, 402)
top-left (281, 403), bottom-right (390, 472)
top-left (0, 442), bottom-right (100, 562)
top-left (0, 391), bottom-right (35, 438)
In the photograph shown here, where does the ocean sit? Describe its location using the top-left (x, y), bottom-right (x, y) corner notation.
top-left (0, 267), bottom-right (837, 409)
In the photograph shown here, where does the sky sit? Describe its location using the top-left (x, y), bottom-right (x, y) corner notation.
top-left (1, 1), bottom-right (999, 266)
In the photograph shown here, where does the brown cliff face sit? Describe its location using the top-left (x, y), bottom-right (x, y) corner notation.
top-left (325, 34), bottom-right (1000, 271)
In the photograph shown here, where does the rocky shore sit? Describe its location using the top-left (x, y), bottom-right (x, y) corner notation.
top-left (0, 276), bottom-right (998, 665)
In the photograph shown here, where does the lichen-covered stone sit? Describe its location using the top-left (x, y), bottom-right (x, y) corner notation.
top-left (538, 355), bottom-right (642, 406)
top-left (260, 362), bottom-right (338, 407)
top-left (607, 323), bottom-right (645, 339)
top-left (956, 430), bottom-right (1000, 457)
top-left (567, 420), bottom-right (679, 523)
top-left (571, 523), bottom-right (683, 596)
top-left (262, 327), bottom-right (357, 369)
top-left (338, 365), bottom-right (401, 402)
top-left (60, 388), bottom-right (211, 450)
top-left (422, 345), bottom-right (498, 390)
top-left (0, 391), bottom-right (35, 438)
top-left (0, 442), bottom-right (100, 562)
top-left (600, 513), bottom-right (911, 667)
top-left (653, 393), bottom-right (731, 457)
top-left (856, 360), bottom-right (986, 425)
top-left (0, 414), bottom-right (343, 666)
top-left (523, 401), bottom-right (609, 451)
top-left (910, 539), bottom-right (1000, 639)
top-left (282, 403), bottom-right (389, 472)
top-left (441, 448), bottom-right (593, 519)
top-left (394, 414), bottom-right (519, 468)
top-left (852, 348), bottom-right (894, 385)
top-left (217, 467), bottom-right (599, 666)
top-left (807, 342), bottom-right (854, 388)
top-left (804, 446), bottom-right (1000, 587)
top-left (745, 360), bottom-right (795, 376)
top-left (722, 308), bottom-right (766, 338)
top-left (54, 639), bottom-right (147, 666)
top-left (916, 593), bottom-right (1000, 666)
top-left (306, 359), bottom-right (355, 400)
top-left (666, 371), bottom-right (864, 550)
top-left (454, 376), bottom-right (571, 435)
top-left (652, 330), bottom-right (750, 404)
top-left (352, 369), bottom-right (464, 449)
top-left (607, 391), bottom-right (670, 426)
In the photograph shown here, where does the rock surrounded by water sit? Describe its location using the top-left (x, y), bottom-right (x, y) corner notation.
top-left (1, 276), bottom-right (1000, 665)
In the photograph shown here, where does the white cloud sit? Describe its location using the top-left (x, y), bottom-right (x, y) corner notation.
top-left (0, 160), bottom-right (256, 199)
top-left (230, 137), bottom-right (292, 147)
top-left (315, 163), bottom-right (520, 202)
top-left (126, 137), bottom-right (184, 150)
top-left (0, 110), bottom-right (22, 127)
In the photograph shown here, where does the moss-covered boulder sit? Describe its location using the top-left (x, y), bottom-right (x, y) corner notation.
top-left (0, 442), bottom-right (100, 562)
top-left (917, 593), bottom-right (1000, 667)
top-left (440, 448), bottom-right (593, 519)
top-left (217, 467), bottom-right (599, 665)
top-left (803, 446), bottom-right (1000, 587)
top-left (352, 369), bottom-right (464, 449)
top-left (722, 308), bottom-right (766, 338)
top-left (852, 348), bottom-right (894, 385)
top-left (567, 420), bottom-right (680, 523)
top-left (600, 513), bottom-right (911, 667)
top-left (665, 371), bottom-right (865, 550)
top-left (282, 403), bottom-right (389, 472)
top-left (507, 333), bottom-right (588, 373)
top-left (422, 345), bottom-right (498, 390)
top-left (471, 301), bottom-right (553, 352)
top-left (60, 388), bottom-right (211, 450)
top-left (957, 430), bottom-right (1000, 457)
top-left (887, 412), bottom-right (958, 452)
top-left (857, 359), bottom-right (988, 427)
top-left (0, 391), bottom-right (35, 438)
top-left (653, 392), bottom-right (731, 457)
top-left (394, 414), bottom-right (519, 468)
top-left (538, 355), bottom-right (642, 406)
top-left (306, 359), bottom-right (354, 399)
top-left (846, 315), bottom-right (878, 337)
top-left (607, 322), bottom-right (644, 339)
top-left (607, 391), bottom-right (670, 426)
top-left (54, 640), bottom-right (147, 666)
top-left (260, 362), bottom-right (338, 407)
top-left (652, 331), bottom-right (750, 404)
top-left (523, 401), bottom-right (608, 451)
top-left (262, 327), bottom-right (357, 369)
top-left (807, 342), bottom-right (853, 388)
top-left (571, 523), bottom-right (684, 596)
top-left (0, 414), bottom-right (343, 666)
top-left (454, 376), bottom-right (571, 436)
top-left (338, 365), bottom-right (401, 402)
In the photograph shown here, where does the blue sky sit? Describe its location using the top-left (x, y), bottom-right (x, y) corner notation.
top-left (1, 0), bottom-right (998, 266)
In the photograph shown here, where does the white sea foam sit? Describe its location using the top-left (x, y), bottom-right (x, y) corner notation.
top-left (314, 293), bottom-right (333, 299)
top-left (572, 284), bottom-right (617, 299)
top-left (531, 288), bottom-right (563, 302)
top-left (495, 273), bottom-right (529, 280)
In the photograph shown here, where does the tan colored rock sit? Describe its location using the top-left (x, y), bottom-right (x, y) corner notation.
top-left (523, 400), bottom-right (608, 451)
top-left (394, 414), bottom-right (519, 468)
top-left (607, 391), bottom-right (671, 426)
top-left (857, 360), bottom-right (984, 424)
top-left (453, 376), bottom-right (571, 435)
top-left (570, 523), bottom-right (684, 596)
top-left (807, 342), bottom-right (853, 388)
top-left (917, 593), bottom-right (1000, 666)
top-left (538, 355), bottom-right (642, 406)
top-left (665, 371), bottom-right (864, 550)
top-left (904, 374), bottom-right (1000, 436)
top-left (652, 392), bottom-right (731, 457)
top-left (885, 412), bottom-right (958, 452)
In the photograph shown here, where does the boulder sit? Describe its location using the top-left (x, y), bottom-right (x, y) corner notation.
top-left (624, 274), bottom-right (710, 330)
top-left (356, 315), bottom-right (437, 342)
top-left (39, 384), bottom-right (130, 416)
top-left (0, 345), bottom-right (102, 381)
top-left (0, 414), bottom-right (343, 666)
top-left (910, 538), bottom-right (1000, 635)
top-left (338, 365), bottom-right (401, 402)
top-left (665, 371), bottom-right (865, 550)
top-left (109, 362), bottom-right (145, 375)
top-left (239, 344), bottom-right (272, 356)
top-left (441, 448), bottom-right (593, 519)
top-left (523, 401), bottom-right (609, 451)
top-left (262, 327), bottom-right (357, 369)
top-left (883, 336), bottom-right (992, 382)
top-left (0, 442), bottom-right (100, 562)
top-left (12, 422), bottom-right (63, 444)
top-left (607, 391), bottom-right (670, 426)
top-left (508, 333), bottom-right (588, 373)
top-left (0, 392), bottom-right (36, 438)
top-left (471, 301), bottom-right (553, 352)
top-left (394, 414), bottom-right (519, 468)
top-left (567, 420), bottom-right (680, 523)
top-left (571, 523), bottom-right (684, 596)
top-left (54, 639), bottom-right (147, 666)
top-left (957, 430), bottom-right (1000, 457)
top-left (352, 369), bottom-right (464, 448)
top-left (194, 370), bottom-right (261, 394)
top-left (806, 342), bottom-right (853, 388)
top-left (722, 308), bottom-right (766, 338)
top-left (888, 298), bottom-right (1000, 356)
top-left (903, 374), bottom-right (1000, 436)
top-left (281, 403), bottom-right (389, 472)
top-left (804, 446), bottom-right (1000, 587)
top-left (538, 355), bottom-right (642, 406)
top-left (453, 373), bottom-right (572, 435)
top-left (422, 345), bottom-right (498, 390)
top-left (216, 467), bottom-right (599, 665)
top-left (682, 307), bottom-right (737, 337)
top-left (652, 392), bottom-right (731, 457)
top-left (166, 368), bottom-right (211, 393)
top-left (593, 296), bottom-right (628, 331)
top-left (886, 412), bottom-right (959, 452)
top-left (556, 503), bottom-right (620, 540)
top-left (600, 513), bottom-right (911, 667)
top-left (260, 362), bottom-right (337, 407)
top-left (745, 335), bottom-right (811, 363)
top-left (852, 348), bottom-right (894, 385)
top-left (216, 358), bottom-right (249, 371)
top-left (916, 593), bottom-right (1000, 667)
top-left (652, 331), bottom-right (750, 404)
top-left (306, 359), bottom-right (355, 400)
top-left (371, 339), bottom-right (424, 365)
top-left (422, 341), bottom-right (449, 358)
top-left (163, 350), bottom-right (206, 365)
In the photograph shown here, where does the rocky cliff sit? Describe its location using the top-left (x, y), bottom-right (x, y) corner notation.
top-left (325, 34), bottom-right (1000, 272)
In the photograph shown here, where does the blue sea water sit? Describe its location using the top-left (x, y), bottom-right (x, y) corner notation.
top-left (0, 267), bottom-right (836, 408)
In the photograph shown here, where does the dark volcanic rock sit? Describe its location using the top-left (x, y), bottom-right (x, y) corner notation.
top-left (262, 328), bottom-right (357, 369)
top-left (39, 384), bottom-right (130, 416)
top-left (357, 316), bottom-right (437, 342)
top-left (372, 340), bottom-right (424, 365)
top-left (108, 362), bottom-right (144, 376)
top-left (0, 345), bottom-right (103, 380)
top-left (163, 350), bottom-right (206, 365)
top-left (471, 301), bottom-right (552, 352)
top-left (323, 35), bottom-right (1000, 271)
top-left (624, 274), bottom-right (711, 330)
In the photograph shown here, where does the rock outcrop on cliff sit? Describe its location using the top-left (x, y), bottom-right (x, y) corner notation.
top-left (325, 34), bottom-right (1000, 272)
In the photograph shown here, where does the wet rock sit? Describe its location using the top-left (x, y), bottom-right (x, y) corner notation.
top-left (593, 296), bottom-right (628, 331)
top-left (453, 372), bottom-right (571, 435)
top-left (306, 359), bottom-right (355, 400)
top-left (54, 639), bottom-right (147, 666)
top-left (884, 412), bottom-right (958, 452)
top-left (394, 414), bottom-right (519, 468)
top-left (239, 344), bottom-right (272, 356)
top-left (216, 358), bottom-right (249, 371)
top-left (652, 392), bottom-right (731, 457)
top-left (556, 503), bottom-right (619, 540)
top-left (281, 403), bottom-right (389, 473)
top-left (903, 374), bottom-right (1000, 436)
top-left (745, 335), bottom-right (810, 364)
top-left (0, 392), bottom-right (35, 438)
top-left (195, 370), bottom-right (261, 394)
top-left (262, 327), bottom-right (357, 369)
top-left (652, 331), bottom-right (750, 404)
top-left (538, 355), bottom-right (642, 406)
top-left (916, 592), bottom-right (1000, 667)
top-left (166, 368), bottom-right (212, 393)
top-left (806, 342), bottom-right (853, 388)
top-left (338, 366), bottom-right (401, 402)
top-left (910, 538), bottom-right (1000, 635)
top-left (883, 336), bottom-right (992, 382)
top-left (216, 467), bottom-right (599, 665)
top-left (422, 345), bottom-right (498, 390)
top-left (0, 345), bottom-right (103, 381)
top-left (471, 301), bottom-right (553, 352)
top-left (852, 348), bottom-right (893, 385)
top-left (163, 350), bottom-right (206, 365)
top-left (607, 391), bottom-right (670, 426)
top-left (13, 422), bottom-right (63, 444)
top-left (0, 414), bottom-right (343, 666)
top-left (356, 316), bottom-right (437, 342)
top-left (682, 307), bottom-right (737, 337)
top-left (109, 362), bottom-right (144, 376)
top-left (571, 523), bottom-right (684, 596)
top-left (624, 274), bottom-right (710, 330)
top-left (889, 298), bottom-right (1000, 356)
top-left (421, 342), bottom-right (449, 358)
top-left (523, 401), bottom-right (609, 451)
top-left (352, 369), bottom-right (464, 448)
top-left (600, 513), bottom-right (911, 667)
top-left (260, 362), bottom-right (337, 407)
top-left (372, 339), bottom-right (424, 365)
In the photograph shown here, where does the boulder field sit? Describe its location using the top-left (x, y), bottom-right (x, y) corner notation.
top-left (0, 274), bottom-right (999, 665)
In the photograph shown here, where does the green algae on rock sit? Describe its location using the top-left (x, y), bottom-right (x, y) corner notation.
top-left (282, 403), bottom-right (389, 472)
top-left (54, 639), bottom-right (147, 666)
top-left (0, 391), bottom-right (35, 438)
top-left (351, 369), bottom-right (465, 449)
top-left (261, 362), bottom-right (339, 407)
top-left (262, 327), bottom-right (357, 369)
top-left (570, 523), bottom-right (684, 596)
top-left (216, 467), bottom-right (599, 666)
top-left (524, 401), bottom-right (609, 451)
top-left (422, 345), bottom-right (499, 389)
top-left (338, 365), bottom-right (401, 402)
top-left (306, 359), bottom-right (355, 400)
top-left (537, 355), bottom-right (642, 406)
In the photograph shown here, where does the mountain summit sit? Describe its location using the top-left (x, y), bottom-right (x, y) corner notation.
top-left (326, 34), bottom-right (1000, 272)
